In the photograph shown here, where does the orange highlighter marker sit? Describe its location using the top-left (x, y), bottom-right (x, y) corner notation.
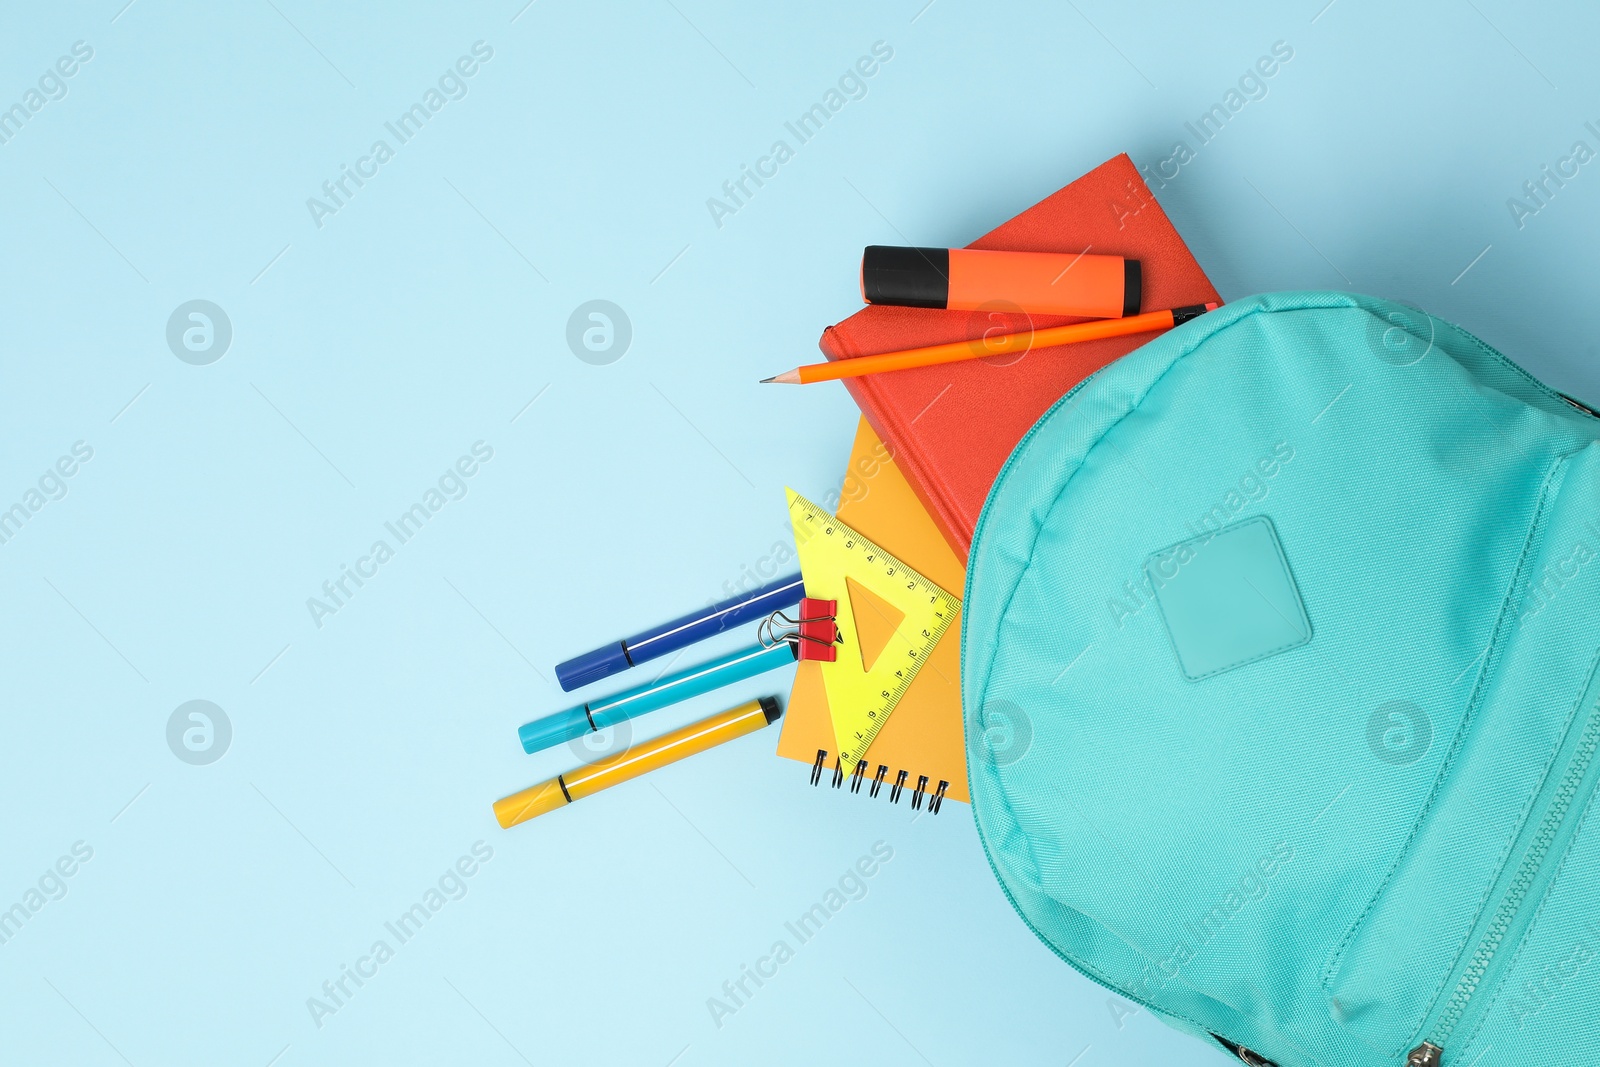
top-left (493, 697), bottom-right (780, 829)
top-left (862, 245), bottom-right (1140, 318)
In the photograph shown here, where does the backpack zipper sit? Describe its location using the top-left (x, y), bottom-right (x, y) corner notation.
top-left (1404, 1043), bottom-right (1442, 1067)
top-left (1213, 1033), bottom-right (1278, 1066)
top-left (1405, 692), bottom-right (1600, 1065)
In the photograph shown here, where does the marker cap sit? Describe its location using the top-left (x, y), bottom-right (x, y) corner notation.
top-left (861, 245), bottom-right (950, 308)
top-left (555, 642), bottom-right (632, 692)
top-left (519, 706), bottom-right (593, 754)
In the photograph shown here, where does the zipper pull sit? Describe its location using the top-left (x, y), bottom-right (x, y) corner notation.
top-left (1406, 1043), bottom-right (1443, 1067)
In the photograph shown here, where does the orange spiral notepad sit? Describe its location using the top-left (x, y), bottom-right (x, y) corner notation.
top-left (775, 417), bottom-right (969, 805)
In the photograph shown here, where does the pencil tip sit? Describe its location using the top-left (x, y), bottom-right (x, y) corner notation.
top-left (762, 369), bottom-right (801, 385)
top-left (759, 376), bottom-right (776, 383)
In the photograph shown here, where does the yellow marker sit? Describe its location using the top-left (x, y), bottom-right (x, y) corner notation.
top-left (493, 697), bottom-right (781, 828)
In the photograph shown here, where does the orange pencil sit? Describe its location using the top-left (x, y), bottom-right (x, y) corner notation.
top-left (762, 302), bottom-right (1220, 385)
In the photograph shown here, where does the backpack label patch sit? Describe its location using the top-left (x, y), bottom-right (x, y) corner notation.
top-left (1145, 516), bottom-right (1311, 679)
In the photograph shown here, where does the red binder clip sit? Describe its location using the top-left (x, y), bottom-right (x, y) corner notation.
top-left (795, 598), bottom-right (839, 662)
top-left (758, 599), bottom-right (839, 661)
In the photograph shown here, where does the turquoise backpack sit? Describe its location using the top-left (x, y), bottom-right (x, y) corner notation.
top-left (963, 291), bottom-right (1600, 1067)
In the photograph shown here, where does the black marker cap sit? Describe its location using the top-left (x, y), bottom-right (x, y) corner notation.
top-left (759, 696), bottom-right (782, 723)
top-left (861, 245), bottom-right (950, 309)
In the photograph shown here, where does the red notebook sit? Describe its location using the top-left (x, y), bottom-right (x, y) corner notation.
top-left (820, 154), bottom-right (1221, 558)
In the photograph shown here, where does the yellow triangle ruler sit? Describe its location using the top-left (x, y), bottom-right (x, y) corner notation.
top-left (785, 489), bottom-right (961, 769)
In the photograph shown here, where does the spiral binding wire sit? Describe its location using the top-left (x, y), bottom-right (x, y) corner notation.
top-left (808, 749), bottom-right (947, 814)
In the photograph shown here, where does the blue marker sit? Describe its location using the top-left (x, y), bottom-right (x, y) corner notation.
top-left (522, 639), bottom-right (797, 754)
top-left (555, 573), bottom-right (804, 691)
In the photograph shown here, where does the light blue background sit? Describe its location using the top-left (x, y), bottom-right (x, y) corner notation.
top-left (1, 1), bottom-right (1596, 1064)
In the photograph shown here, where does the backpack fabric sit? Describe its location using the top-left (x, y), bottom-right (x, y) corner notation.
top-left (962, 291), bottom-right (1600, 1066)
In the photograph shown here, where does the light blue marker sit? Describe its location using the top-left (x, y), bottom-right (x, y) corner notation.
top-left (518, 640), bottom-right (797, 754)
